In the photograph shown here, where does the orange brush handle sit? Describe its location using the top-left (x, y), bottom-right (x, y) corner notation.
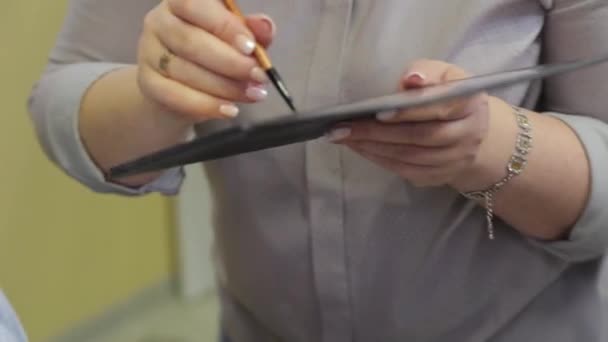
top-left (223, 0), bottom-right (272, 70)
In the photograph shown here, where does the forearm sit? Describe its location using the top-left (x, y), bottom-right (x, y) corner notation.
top-left (79, 65), bottom-right (191, 187)
top-left (452, 97), bottom-right (591, 241)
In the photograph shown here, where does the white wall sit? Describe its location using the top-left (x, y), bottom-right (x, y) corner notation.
top-left (175, 165), bottom-right (216, 299)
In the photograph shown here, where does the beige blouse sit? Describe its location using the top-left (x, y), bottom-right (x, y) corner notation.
top-left (28, 0), bottom-right (608, 341)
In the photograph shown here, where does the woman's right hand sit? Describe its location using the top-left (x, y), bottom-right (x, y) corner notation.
top-left (137, 0), bottom-right (276, 122)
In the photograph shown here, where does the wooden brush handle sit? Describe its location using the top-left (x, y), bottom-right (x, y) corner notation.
top-left (223, 0), bottom-right (243, 16)
top-left (222, 0), bottom-right (273, 70)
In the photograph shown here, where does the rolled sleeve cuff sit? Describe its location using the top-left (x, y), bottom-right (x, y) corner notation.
top-left (527, 112), bottom-right (608, 262)
top-left (31, 62), bottom-right (184, 196)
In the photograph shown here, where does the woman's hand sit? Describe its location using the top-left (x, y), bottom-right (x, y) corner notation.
top-left (327, 60), bottom-right (492, 188)
top-left (137, 0), bottom-right (276, 122)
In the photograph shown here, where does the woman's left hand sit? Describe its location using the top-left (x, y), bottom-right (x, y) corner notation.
top-left (328, 59), bottom-right (492, 188)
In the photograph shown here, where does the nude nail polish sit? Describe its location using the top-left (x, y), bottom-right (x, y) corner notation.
top-left (257, 14), bottom-right (276, 36)
top-left (246, 86), bottom-right (268, 101)
top-left (235, 34), bottom-right (256, 55)
top-left (219, 104), bottom-right (240, 117)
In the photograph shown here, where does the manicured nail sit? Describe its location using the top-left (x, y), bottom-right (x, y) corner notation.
top-left (250, 67), bottom-right (269, 83)
top-left (235, 35), bottom-right (256, 55)
top-left (376, 110), bottom-right (397, 121)
top-left (254, 14), bottom-right (276, 36)
top-left (246, 86), bottom-right (268, 101)
top-left (219, 104), bottom-right (239, 117)
top-left (404, 71), bottom-right (426, 85)
top-left (325, 127), bottom-right (352, 142)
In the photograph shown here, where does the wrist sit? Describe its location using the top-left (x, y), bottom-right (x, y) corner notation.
top-left (450, 96), bottom-right (520, 193)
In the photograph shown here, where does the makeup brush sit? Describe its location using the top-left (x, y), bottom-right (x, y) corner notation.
top-left (223, 0), bottom-right (297, 112)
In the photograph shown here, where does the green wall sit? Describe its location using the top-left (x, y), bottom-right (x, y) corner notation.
top-left (0, 1), bottom-right (176, 341)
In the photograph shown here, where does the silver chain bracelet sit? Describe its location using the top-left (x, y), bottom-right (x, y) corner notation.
top-left (461, 106), bottom-right (533, 239)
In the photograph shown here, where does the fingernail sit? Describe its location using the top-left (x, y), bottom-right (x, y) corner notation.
top-left (250, 67), bottom-right (269, 83)
top-left (376, 110), bottom-right (397, 121)
top-left (255, 14), bottom-right (276, 36)
top-left (325, 127), bottom-right (351, 142)
top-left (246, 86), bottom-right (268, 101)
top-left (403, 72), bottom-right (426, 86)
top-left (219, 104), bottom-right (239, 117)
top-left (235, 35), bottom-right (256, 55)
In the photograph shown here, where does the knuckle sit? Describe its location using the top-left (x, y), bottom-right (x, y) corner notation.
top-left (174, 30), bottom-right (198, 59)
top-left (143, 12), bottom-right (157, 31)
top-left (170, 0), bottom-right (195, 17)
top-left (212, 16), bottom-right (234, 39)
top-left (181, 0), bottom-right (197, 14)
top-left (172, 61), bottom-right (198, 86)
top-left (136, 34), bottom-right (149, 63)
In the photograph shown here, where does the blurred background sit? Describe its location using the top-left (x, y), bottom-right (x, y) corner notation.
top-left (1, 1), bottom-right (220, 341)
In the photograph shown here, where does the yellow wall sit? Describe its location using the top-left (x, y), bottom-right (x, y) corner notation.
top-left (0, 2), bottom-right (175, 341)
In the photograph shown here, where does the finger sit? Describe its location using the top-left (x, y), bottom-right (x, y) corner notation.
top-left (139, 64), bottom-right (240, 121)
top-left (403, 59), bottom-right (451, 88)
top-left (346, 141), bottom-right (471, 167)
top-left (245, 13), bottom-right (276, 48)
top-left (376, 60), bottom-right (473, 122)
top-left (402, 59), bottom-right (469, 89)
top-left (167, 0), bottom-right (257, 54)
top-left (350, 147), bottom-right (462, 187)
top-left (350, 147), bottom-right (405, 174)
top-left (378, 92), bottom-right (487, 123)
top-left (155, 11), bottom-right (265, 83)
top-left (350, 147), bottom-right (440, 185)
top-left (332, 117), bottom-right (474, 147)
top-left (144, 34), bottom-right (267, 103)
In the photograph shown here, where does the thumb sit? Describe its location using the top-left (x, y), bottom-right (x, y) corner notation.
top-left (400, 59), bottom-right (469, 90)
top-left (245, 14), bottom-right (276, 48)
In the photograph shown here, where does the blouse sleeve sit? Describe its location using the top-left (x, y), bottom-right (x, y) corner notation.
top-left (27, 0), bottom-right (184, 196)
top-left (529, 0), bottom-right (608, 262)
